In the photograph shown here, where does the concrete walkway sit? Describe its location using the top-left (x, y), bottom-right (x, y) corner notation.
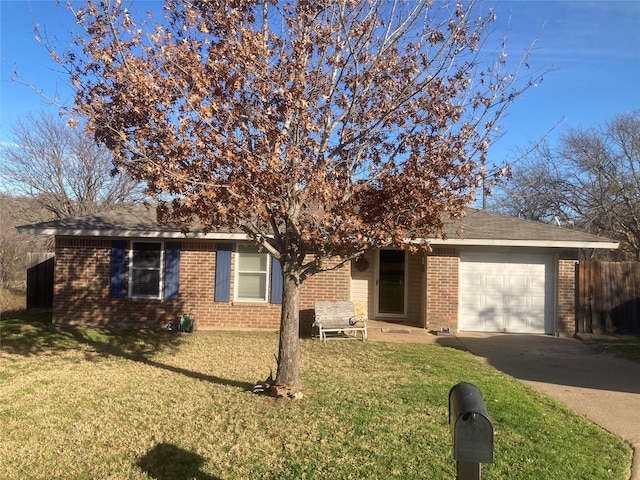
top-left (452, 333), bottom-right (640, 480)
top-left (366, 323), bottom-right (640, 479)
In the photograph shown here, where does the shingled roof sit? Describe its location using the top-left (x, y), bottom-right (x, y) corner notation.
top-left (436, 208), bottom-right (619, 248)
top-left (17, 205), bottom-right (244, 240)
top-left (17, 204), bottom-right (618, 250)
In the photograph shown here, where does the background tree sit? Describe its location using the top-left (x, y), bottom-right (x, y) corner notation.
top-left (56, 0), bottom-right (543, 393)
top-left (492, 111), bottom-right (640, 260)
top-left (0, 193), bottom-right (51, 290)
top-left (0, 111), bottom-right (146, 219)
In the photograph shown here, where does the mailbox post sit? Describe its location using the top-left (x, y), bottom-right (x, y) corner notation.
top-left (449, 382), bottom-right (494, 480)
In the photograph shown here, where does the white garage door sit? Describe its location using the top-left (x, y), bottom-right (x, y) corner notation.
top-left (459, 252), bottom-right (554, 334)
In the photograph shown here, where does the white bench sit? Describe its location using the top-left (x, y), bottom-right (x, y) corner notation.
top-left (313, 301), bottom-right (367, 341)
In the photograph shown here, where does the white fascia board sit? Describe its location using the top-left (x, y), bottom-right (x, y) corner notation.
top-left (425, 238), bottom-right (620, 249)
top-left (16, 227), bottom-right (249, 241)
top-left (17, 226), bottom-right (619, 250)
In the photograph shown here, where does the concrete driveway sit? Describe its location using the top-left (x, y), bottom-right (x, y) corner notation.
top-left (453, 333), bottom-right (640, 480)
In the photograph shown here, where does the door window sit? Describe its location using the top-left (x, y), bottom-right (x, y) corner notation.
top-left (378, 250), bottom-right (406, 315)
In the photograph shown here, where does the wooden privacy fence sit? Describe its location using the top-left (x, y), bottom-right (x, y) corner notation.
top-left (26, 252), bottom-right (54, 311)
top-left (576, 261), bottom-right (640, 334)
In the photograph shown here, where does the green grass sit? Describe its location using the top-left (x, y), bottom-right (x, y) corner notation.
top-left (0, 319), bottom-right (632, 480)
top-left (582, 336), bottom-right (640, 363)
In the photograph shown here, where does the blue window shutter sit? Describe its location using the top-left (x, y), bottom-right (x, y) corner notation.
top-left (110, 240), bottom-right (127, 298)
top-left (270, 256), bottom-right (283, 304)
top-left (215, 243), bottom-right (232, 302)
top-left (164, 242), bottom-right (181, 300)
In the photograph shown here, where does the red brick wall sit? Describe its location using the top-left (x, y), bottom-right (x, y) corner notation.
top-left (53, 238), bottom-right (115, 325)
top-left (425, 252), bottom-right (459, 332)
top-left (300, 259), bottom-right (351, 309)
top-left (294, 258), bottom-right (349, 335)
top-left (52, 238), bottom-right (577, 334)
top-left (52, 237), bottom-right (349, 330)
top-left (178, 242), bottom-right (283, 330)
top-left (557, 259), bottom-right (577, 336)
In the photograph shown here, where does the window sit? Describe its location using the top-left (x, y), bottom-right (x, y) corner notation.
top-left (236, 244), bottom-right (269, 301)
top-left (130, 242), bottom-right (163, 298)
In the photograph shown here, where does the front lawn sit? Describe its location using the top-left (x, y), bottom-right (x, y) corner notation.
top-left (0, 319), bottom-right (631, 479)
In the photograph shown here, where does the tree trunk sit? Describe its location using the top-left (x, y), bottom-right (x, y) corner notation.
top-left (274, 266), bottom-right (301, 389)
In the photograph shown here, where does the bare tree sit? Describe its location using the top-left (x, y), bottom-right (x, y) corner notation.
top-left (54, 0), bottom-right (544, 392)
top-left (0, 197), bottom-right (27, 287)
top-left (493, 111), bottom-right (640, 260)
top-left (0, 193), bottom-right (51, 288)
top-left (0, 111), bottom-right (146, 219)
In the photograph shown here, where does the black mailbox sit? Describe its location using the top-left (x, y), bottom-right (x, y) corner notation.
top-left (449, 382), bottom-right (494, 464)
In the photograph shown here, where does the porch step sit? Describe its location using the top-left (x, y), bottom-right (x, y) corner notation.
top-left (381, 328), bottom-right (413, 334)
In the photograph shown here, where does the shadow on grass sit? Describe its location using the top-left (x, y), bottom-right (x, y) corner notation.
top-left (0, 317), bottom-right (179, 359)
top-left (142, 357), bottom-right (256, 390)
top-left (0, 318), bottom-right (255, 392)
top-left (431, 337), bottom-right (469, 353)
top-left (137, 443), bottom-right (220, 480)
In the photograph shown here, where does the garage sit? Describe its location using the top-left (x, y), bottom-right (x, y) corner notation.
top-left (459, 252), bottom-right (554, 334)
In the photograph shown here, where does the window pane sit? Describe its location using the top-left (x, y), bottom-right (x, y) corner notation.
top-left (132, 270), bottom-right (160, 296)
top-left (132, 243), bottom-right (161, 268)
top-left (238, 273), bottom-right (267, 300)
top-left (238, 251), bottom-right (267, 271)
top-left (237, 273), bottom-right (266, 300)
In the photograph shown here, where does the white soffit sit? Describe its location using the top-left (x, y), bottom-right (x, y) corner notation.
top-left (426, 237), bottom-right (620, 249)
top-left (15, 227), bottom-right (249, 241)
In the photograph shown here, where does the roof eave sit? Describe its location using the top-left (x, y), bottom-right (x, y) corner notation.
top-left (426, 238), bottom-right (620, 249)
top-left (17, 227), bottom-right (620, 250)
top-left (16, 227), bottom-right (248, 241)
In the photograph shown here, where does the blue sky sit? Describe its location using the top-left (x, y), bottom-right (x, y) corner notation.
top-left (1, 0), bottom-right (639, 170)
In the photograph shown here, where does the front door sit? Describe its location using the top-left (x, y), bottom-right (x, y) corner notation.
top-left (376, 249), bottom-right (406, 318)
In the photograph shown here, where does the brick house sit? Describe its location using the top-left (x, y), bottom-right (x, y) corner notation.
top-left (18, 206), bottom-right (618, 335)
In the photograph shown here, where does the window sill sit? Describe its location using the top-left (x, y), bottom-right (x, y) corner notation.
top-left (232, 300), bottom-right (268, 305)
